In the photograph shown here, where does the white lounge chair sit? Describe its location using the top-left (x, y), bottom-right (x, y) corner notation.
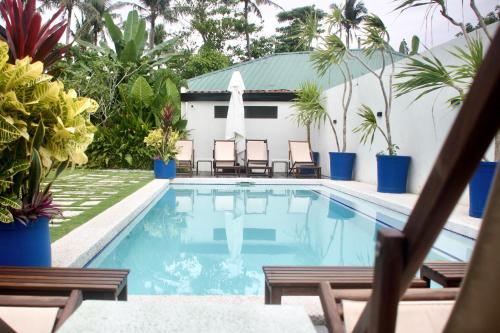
top-left (176, 140), bottom-right (194, 177)
top-left (213, 140), bottom-right (240, 176)
top-left (288, 140), bottom-right (321, 178)
top-left (245, 139), bottom-right (272, 177)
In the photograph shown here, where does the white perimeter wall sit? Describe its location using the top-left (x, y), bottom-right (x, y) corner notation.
top-left (183, 24), bottom-right (497, 204)
top-left (183, 101), bottom-right (305, 173)
top-left (312, 24), bottom-right (497, 204)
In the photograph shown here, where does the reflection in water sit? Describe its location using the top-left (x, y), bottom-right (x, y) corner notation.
top-left (91, 185), bottom-right (453, 295)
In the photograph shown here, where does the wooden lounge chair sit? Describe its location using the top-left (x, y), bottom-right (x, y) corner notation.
top-left (245, 139), bottom-right (272, 177)
top-left (263, 266), bottom-right (428, 305)
top-left (318, 29), bottom-right (500, 333)
top-left (0, 267), bottom-right (129, 300)
top-left (288, 140), bottom-right (321, 178)
top-left (0, 290), bottom-right (82, 332)
top-left (213, 140), bottom-right (240, 176)
top-left (176, 140), bottom-right (194, 177)
top-left (420, 262), bottom-right (468, 287)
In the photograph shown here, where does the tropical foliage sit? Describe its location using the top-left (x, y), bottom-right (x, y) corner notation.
top-left (311, 34), bottom-right (353, 153)
top-left (0, 40), bottom-right (97, 223)
top-left (144, 106), bottom-right (180, 162)
top-left (291, 81), bottom-right (326, 146)
top-left (0, 0), bottom-right (69, 67)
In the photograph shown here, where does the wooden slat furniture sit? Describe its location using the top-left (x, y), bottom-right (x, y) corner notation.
top-left (420, 262), bottom-right (468, 287)
top-left (263, 266), bottom-right (427, 304)
top-left (0, 289), bottom-right (82, 332)
top-left (0, 267), bottom-right (129, 301)
top-left (319, 28), bottom-right (500, 333)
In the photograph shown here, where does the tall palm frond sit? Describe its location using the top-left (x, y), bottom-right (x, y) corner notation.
top-left (311, 34), bottom-right (348, 76)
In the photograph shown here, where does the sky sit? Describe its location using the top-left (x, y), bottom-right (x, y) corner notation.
top-left (254, 0), bottom-right (498, 49)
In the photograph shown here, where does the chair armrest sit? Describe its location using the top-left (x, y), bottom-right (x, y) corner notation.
top-left (319, 282), bottom-right (345, 333)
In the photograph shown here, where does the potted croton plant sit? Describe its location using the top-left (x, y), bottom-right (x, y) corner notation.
top-left (0, 44), bottom-right (97, 266)
top-left (144, 105), bottom-right (180, 179)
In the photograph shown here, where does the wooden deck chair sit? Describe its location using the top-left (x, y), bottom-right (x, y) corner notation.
top-left (213, 140), bottom-right (240, 176)
top-left (176, 140), bottom-right (194, 177)
top-left (318, 29), bottom-right (500, 333)
top-left (0, 290), bottom-right (82, 332)
top-left (288, 140), bottom-right (321, 178)
top-left (245, 139), bottom-right (272, 177)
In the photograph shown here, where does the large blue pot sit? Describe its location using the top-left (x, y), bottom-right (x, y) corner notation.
top-left (0, 216), bottom-right (51, 267)
top-left (329, 152), bottom-right (356, 180)
top-left (154, 159), bottom-right (176, 179)
top-left (469, 161), bottom-right (498, 218)
top-left (376, 155), bottom-right (411, 193)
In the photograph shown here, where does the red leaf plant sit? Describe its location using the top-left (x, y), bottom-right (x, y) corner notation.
top-left (0, 0), bottom-right (69, 67)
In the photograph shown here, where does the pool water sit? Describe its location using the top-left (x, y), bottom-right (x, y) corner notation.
top-left (88, 184), bottom-right (474, 295)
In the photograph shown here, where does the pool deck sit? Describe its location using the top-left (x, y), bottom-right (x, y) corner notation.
top-left (52, 176), bottom-right (480, 267)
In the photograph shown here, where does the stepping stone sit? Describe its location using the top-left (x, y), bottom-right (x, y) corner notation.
top-left (54, 201), bottom-right (76, 206)
top-left (81, 201), bottom-right (101, 206)
top-left (63, 211), bottom-right (83, 217)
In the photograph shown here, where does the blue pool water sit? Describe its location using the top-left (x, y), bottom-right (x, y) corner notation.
top-left (88, 184), bottom-right (474, 295)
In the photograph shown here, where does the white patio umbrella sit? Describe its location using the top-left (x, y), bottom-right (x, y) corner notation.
top-left (225, 71), bottom-right (246, 163)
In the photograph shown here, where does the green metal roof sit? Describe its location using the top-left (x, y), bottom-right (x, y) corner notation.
top-left (187, 50), bottom-right (405, 92)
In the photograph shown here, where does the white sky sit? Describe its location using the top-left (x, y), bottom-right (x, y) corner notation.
top-left (48, 0), bottom-right (499, 50)
top-left (254, 0), bottom-right (499, 48)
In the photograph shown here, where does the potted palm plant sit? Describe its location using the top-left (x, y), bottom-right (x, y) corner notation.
top-left (311, 34), bottom-right (356, 180)
top-left (395, 38), bottom-right (497, 217)
top-left (0, 45), bottom-right (97, 266)
top-left (290, 82), bottom-right (323, 173)
top-left (144, 105), bottom-right (181, 179)
top-left (334, 15), bottom-right (410, 192)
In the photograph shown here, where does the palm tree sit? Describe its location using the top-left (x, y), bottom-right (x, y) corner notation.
top-left (135, 0), bottom-right (175, 48)
top-left (240, 0), bottom-right (283, 60)
top-left (77, 0), bottom-right (131, 44)
top-left (40, 0), bottom-right (81, 43)
top-left (328, 0), bottom-right (367, 49)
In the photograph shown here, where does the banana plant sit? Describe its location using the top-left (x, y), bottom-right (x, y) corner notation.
top-left (119, 75), bottom-right (187, 133)
top-left (103, 10), bottom-right (148, 63)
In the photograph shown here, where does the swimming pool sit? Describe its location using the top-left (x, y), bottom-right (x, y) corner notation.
top-left (88, 184), bottom-right (474, 295)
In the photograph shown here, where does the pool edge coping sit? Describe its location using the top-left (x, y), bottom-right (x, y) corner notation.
top-left (51, 179), bottom-right (170, 267)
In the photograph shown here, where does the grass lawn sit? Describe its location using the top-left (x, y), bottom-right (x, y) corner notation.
top-left (48, 169), bottom-right (153, 242)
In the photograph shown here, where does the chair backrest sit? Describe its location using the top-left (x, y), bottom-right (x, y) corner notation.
top-left (289, 141), bottom-right (313, 164)
top-left (352, 28), bottom-right (500, 333)
top-left (176, 140), bottom-right (193, 162)
top-left (214, 140), bottom-right (235, 161)
top-left (246, 140), bottom-right (268, 162)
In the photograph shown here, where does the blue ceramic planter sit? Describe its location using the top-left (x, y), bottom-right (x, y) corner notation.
top-left (329, 152), bottom-right (356, 180)
top-left (469, 161), bottom-right (498, 218)
top-left (0, 216), bottom-right (51, 267)
top-left (154, 159), bottom-right (176, 179)
top-left (376, 155), bottom-right (411, 193)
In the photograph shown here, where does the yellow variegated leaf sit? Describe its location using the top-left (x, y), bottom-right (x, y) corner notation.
top-left (0, 207), bottom-right (14, 223)
top-left (0, 114), bottom-right (22, 143)
top-left (0, 41), bottom-right (8, 69)
top-left (4, 58), bottom-right (44, 90)
top-left (0, 196), bottom-right (21, 209)
top-left (33, 81), bottom-right (60, 103)
top-left (39, 147), bottom-right (53, 169)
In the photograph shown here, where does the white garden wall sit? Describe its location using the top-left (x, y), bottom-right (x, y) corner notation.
top-left (312, 23), bottom-right (497, 204)
top-left (183, 101), bottom-right (306, 172)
